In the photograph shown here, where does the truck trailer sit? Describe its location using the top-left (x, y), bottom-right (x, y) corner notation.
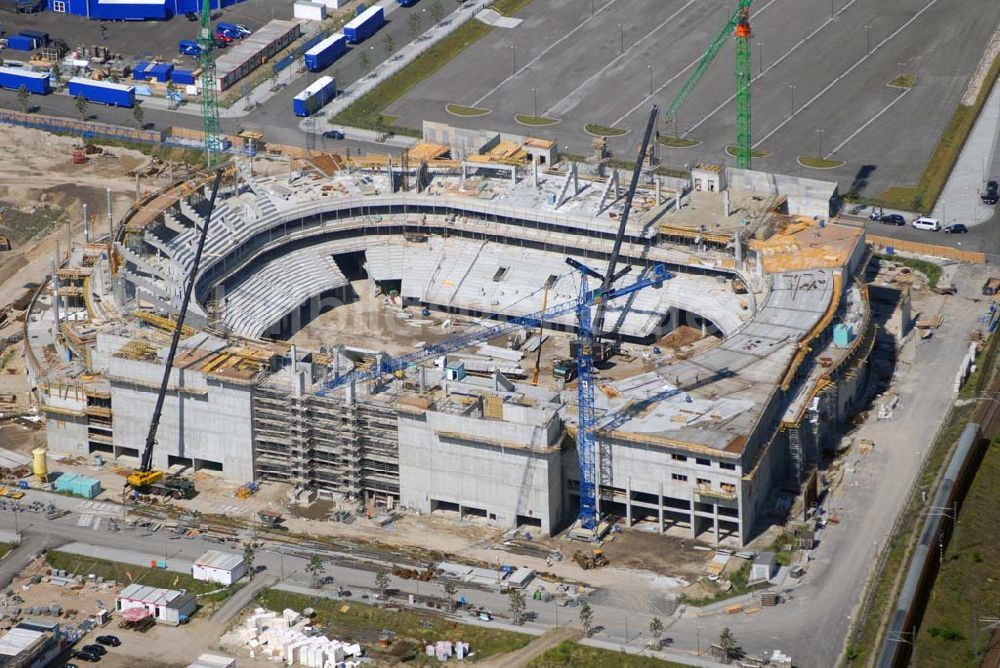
top-left (67, 77), bottom-right (135, 108)
top-left (303, 33), bottom-right (348, 72)
top-left (293, 75), bottom-right (336, 116)
top-left (0, 67), bottom-right (51, 95)
top-left (343, 5), bottom-right (384, 43)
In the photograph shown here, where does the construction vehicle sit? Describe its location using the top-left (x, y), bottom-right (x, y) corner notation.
top-left (572, 549), bottom-right (609, 570)
top-left (125, 169), bottom-right (224, 501)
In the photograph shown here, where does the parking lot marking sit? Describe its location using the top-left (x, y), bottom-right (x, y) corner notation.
top-left (679, 0), bottom-right (858, 136)
top-left (825, 87), bottom-right (911, 158)
top-left (608, 0), bottom-right (781, 127)
top-left (544, 0), bottom-right (699, 117)
top-left (471, 0), bottom-right (622, 107)
top-left (753, 0), bottom-right (943, 149)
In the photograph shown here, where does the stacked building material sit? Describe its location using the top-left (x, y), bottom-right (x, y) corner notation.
top-left (236, 608), bottom-right (363, 667)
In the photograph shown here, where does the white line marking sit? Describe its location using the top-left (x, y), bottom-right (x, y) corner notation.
top-left (471, 0), bottom-right (622, 107)
top-left (825, 88), bottom-right (911, 157)
top-left (683, 0), bottom-right (858, 135)
top-left (547, 0), bottom-right (700, 117)
top-left (753, 0), bottom-right (943, 149)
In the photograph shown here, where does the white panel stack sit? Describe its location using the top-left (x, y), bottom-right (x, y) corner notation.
top-left (294, 1), bottom-right (327, 21)
top-left (237, 607), bottom-right (364, 667)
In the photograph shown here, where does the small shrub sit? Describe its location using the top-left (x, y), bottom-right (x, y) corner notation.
top-left (927, 626), bottom-right (964, 641)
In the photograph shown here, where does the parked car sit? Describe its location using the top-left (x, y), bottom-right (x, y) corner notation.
top-left (983, 180), bottom-right (999, 205)
top-left (178, 40), bottom-right (202, 57)
top-left (83, 644), bottom-right (107, 656)
top-left (323, 130), bottom-right (345, 140)
top-left (944, 223), bottom-right (968, 234)
top-left (184, 11), bottom-right (198, 20)
top-left (912, 216), bottom-right (941, 231)
top-left (72, 650), bottom-right (100, 662)
top-left (96, 635), bottom-right (120, 647)
top-left (879, 213), bottom-right (905, 226)
top-left (213, 37), bottom-right (228, 48)
top-left (213, 31), bottom-right (234, 43)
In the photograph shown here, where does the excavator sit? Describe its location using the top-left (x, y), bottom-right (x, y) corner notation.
top-left (125, 168), bottom-right (224, 501)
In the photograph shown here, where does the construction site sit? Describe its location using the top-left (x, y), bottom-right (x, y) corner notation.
top-left (22, 110), bottom-right (880, 549)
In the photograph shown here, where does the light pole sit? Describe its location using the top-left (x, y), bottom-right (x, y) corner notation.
top-left (830, 0), bottom-right (836, 18)
top-left (531, 87), bottom-right (537, 117)
top-left (865, 24), bottom-right (872, 54)
top-left (591, 0), bottom-right (595, 15)
top-left (757, 41), bottom-right (763, 74)
top-left (788, 84), bottom-right (796, 117)
top-left (647, 65), bottom-right (653, 96)
top-left (817, 128), bottom-right (824, 157)
top-left (510, 45), bottom-right (516, 76)
top-left (618, 23), bottom-right (624, 55)
top-left (697, 625), bottom-right (702, 656)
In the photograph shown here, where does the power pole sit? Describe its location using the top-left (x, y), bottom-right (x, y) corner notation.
top-left (199, 0), bottom-right (222, 167)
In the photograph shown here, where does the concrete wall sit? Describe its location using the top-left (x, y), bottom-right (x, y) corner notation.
top-left (45, 412), bottom-right (90, 457)
top-left (106, 355), bottom-right (254, 480)
top-left (397, 410), bottom-right (563, 534)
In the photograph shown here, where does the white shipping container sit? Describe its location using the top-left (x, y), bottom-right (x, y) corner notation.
top-left (293, 1), bottom-right (326, 21)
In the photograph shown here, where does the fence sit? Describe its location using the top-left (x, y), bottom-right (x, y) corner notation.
top-left (273, 30), bottom-right (329, 74)
top-left (867, 235), bottom-right (986, 264)
top-left (0, 109), bottom-right (163, 144)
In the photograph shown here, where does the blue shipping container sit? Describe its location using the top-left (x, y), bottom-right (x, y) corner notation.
top-left (6, 35), bottom-right (36, 51)
top-left (303, 33), bottom-right (347, 72)
top-left (343, 5), bottom-right (384, 43)
top-left (0, 66), bottom-right (51, 95)
top-left (172, 68), bottom-right (196, 85)
top-left (292, 75), bottom-right (336, 117)
top-left (19, 30), bottom-right (49, 46)
top-left (148, 63), bottom-right (174, 82)
top-left (67, 77), bottom-right (135, 108)
top-left (132, 61), bottom-right (151, 80)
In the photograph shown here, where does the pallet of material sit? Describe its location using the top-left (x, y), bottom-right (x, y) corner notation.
top-left (916, 314), bottom-right (943, 329)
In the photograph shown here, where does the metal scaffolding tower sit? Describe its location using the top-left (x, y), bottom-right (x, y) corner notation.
top-left (198, 0), bottom-right (222, 167)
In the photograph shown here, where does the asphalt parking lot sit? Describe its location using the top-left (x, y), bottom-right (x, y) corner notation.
top-left (386, 0), bottom-right (1000, 198)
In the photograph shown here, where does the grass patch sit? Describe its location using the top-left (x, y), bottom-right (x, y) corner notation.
top-left (528, 640), bottom-right (687, 667)
top-left (797, 156), bottom-right (845, 169)
top-left (912, 437), bottom-right (1000, 664)
top-left (867, 52), bottom-right (1000, 213)
top-left (0, 204), bottom-right (66, 245)
top-left (889, 74), bottom-right (916, 89)
top-left (445, 103), bottom-right (490, 117)
top-left (677, 562), bottom-right (754, 606)
top-left (256, 589), bottom-right (529, 663)
top-left (334, 0), bottom-right (533, 134)
top-left (725, 145), bottom-right (770, 158)
top-left (0, 543), bottom-right (12, 560)
top-left (584, 123), bottom-right (627, 137)
top-left (874, 253), bottom-right (942, 289)
top-left (515, 114), bottom-right (559, 127)
top-left (657, 135), bottom-right (699, 148)
top-left (45, 550), bottom-right (233, 613)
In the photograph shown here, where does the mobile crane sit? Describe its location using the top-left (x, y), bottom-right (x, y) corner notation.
top-left (125, 168), bottom-right (224, 500)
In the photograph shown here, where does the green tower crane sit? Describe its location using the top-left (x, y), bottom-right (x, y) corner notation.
top-left (663, 0), bottom-right (753, 169)
top-left (198, 0), bottom-right (222, 167)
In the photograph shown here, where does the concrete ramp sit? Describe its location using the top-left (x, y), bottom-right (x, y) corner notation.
top-left (476, 8), bottom-right (523, 29)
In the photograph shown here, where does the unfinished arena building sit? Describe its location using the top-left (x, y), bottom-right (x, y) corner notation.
top-left (27, 132), bottom-right (876, 546)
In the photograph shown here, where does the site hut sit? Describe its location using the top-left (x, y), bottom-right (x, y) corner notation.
top-left (0, 620), bottom-right (63, 667)
top-left (116, 584), bottom-right (197, 625)
top-left (192, 549), bottom-right (247, 586)
top-left (751, 551), bottom-right (777, 583)
top-left (188, 653), bottom-right (237, 668)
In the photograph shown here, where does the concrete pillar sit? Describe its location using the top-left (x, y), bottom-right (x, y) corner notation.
top-left (689, 494), bottom-right (697, 539)
top-left (135, 172), bottom-right (140, 203)
top-left (658, 482), bottom-right (664, 534)
top-left (572, 162), bottom-right (579, 195)
top-left (345, 378), bottom-right (356, 406)
top-left (66, 219), bottom-right (72, 254)
top-left (290, 345), bottom-right (298, 395)
top-left (83, 203), bottom-right (89, 243)
top-left (510, 165), bottom-right (516, 186)
top-left (723, 189), bottom-right (731, 217)
top-left (50, 256), bottom-right (60, 331)
top-left (419, 366), bottom-right (426, 392)
top-left (106, 187), bottom-right (113, 243)
top-left (734, 234), bottom-right (743, 265)
top-left (532, 155), bottom-right (538, 188)
top-left (625, 475), bottom-right (632, 527)
top-left (655, 178), bottom-right (661, 206)
top-left (713, 504), bottom-right (720, 545)
top-left (386, 154), bottom-right (393, 192)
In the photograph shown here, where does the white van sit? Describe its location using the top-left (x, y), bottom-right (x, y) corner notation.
top-left (912, 216), bottom-right (940, 231)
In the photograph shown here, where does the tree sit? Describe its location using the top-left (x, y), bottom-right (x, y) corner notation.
top-left (243, 541), bottom-right (256, 580)
top-left (270, 63), bottom-right (281, 91)
top-left (50, 61), bottom-right (62, 84)
top-left (374, 569), bottom-right (391, 599)
top-left (430, 0), bottom-right (444, 23)
top-left (374, 114), bottom-right (387, 141)
top-left (507, 589), bottom-right (526, 625)
top-left (442, 581), bottom-right (458, 608)
top-left (579, 602), bottom-right (593, 637)
top-left (16, 85), bottom-right (30, 114)
top-left (407, 13), bottom-right (422, 39)
top-left (165, 81), bottom-right (179, 109)
top-left (359, 51), bottom-right (371, 76)
top-left (719, 626), bottom-right (738, 663)
top-left (648, 617), bottom-right (664, 649)
top-left (74, 94), bottom-right (89, 122)
top-left (132, 101), bottom-right (145, 130)
top-left (306, 555), bottom-right (326, 587)
top-left (383, 33), bottom-right (395, 56)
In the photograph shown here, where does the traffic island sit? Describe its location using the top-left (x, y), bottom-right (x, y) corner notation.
top-left (514, 114), bottom-right (560, 127)
top-left (797, 156), bottom-right (844, 169)
top-left (583, 123), bottom-right (628, 138)
top-left (446, 104), bottom-right (492, 117)
top-left (656, 135), bottom-right (701, 149)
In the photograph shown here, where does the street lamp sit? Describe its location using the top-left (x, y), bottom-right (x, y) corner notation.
top-left (618, 23), bottom-right (624, 55)
top-left (647, 65), bottom-right (653, 96)
top-left (817, 128), bottom-right (824, 158)
top-left (510, 45), bottom-right (516, 76)
top-left (531, 87), bottom-right (537, 117)
top-left (865, 24), bottom-right (872, 54)
top-left (757, 41), bottom-right (763, 74)
top-left (788, 84), bottom-right (796, 117)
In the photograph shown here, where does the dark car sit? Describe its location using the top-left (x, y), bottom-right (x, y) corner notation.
top-left (96, 636), bottom-right (121, 647)
top-left (83, 644), bottom-right (107, 656)
top-left (72, 650), bottom-right (100, 662)
top-left (983, 180), bottom-right (999, 205)
top-left (184, 11), bottom-right (198, 20)
top-left (944, 223), bottom-right (968, 234)
top-left (323, 130), bottom-right (345, 140)
top-left (214, 31), bottom-right (234, 43)
top-left (213, 37), bottom-right (228, 48)
top-left (879, 213), bottom-right (906, 226)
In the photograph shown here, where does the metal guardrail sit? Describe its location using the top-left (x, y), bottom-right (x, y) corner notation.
top-left (867, 235), bottom-right (987, 264)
